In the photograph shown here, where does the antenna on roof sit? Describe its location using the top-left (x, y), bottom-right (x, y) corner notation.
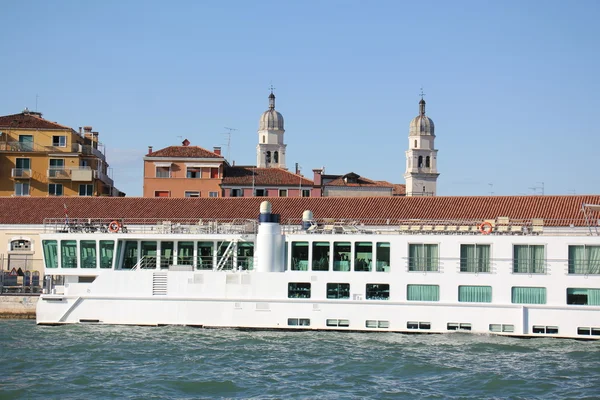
top-left (223, 127), bottom-right (237, 161)
top-left (35, 94), bottom-right (39, 112)
top-left (529, 182), bottom-right (545, 195)
top-left (488, 183), bottom-right (494, 196)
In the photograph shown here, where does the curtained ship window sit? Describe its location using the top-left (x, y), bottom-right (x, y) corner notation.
top-left (458, 285), bottom-right (492, 303)
top-left (511, 287), bottom-right (546, 304)
top-left (407, 284), bottom-right (439, 301)
top-left (568, 245), bottom-right (600, 274)
top-left (460, 244), bottom-right (491, 273)
top-left (408, 244), bottom-right (438, 272)
top-left (513, 245), bottom-right (545, 273)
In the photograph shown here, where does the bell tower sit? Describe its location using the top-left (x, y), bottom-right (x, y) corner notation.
top-left (257, 88), bottom-right (286, 169)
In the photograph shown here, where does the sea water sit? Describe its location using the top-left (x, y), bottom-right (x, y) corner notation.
top-left (1, 320), bottom-right (599, 399)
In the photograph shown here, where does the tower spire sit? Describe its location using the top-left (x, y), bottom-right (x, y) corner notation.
top-left (268, 85), bottom-right (276, 110)
top-left (419, 87), bottom-right (426, 116)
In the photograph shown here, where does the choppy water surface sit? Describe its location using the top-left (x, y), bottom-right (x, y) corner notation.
top-left (1, 320), bottom-right (600, 399)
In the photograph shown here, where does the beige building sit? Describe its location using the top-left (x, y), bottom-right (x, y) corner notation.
top-left (0, 109), bottom-right (122, 197)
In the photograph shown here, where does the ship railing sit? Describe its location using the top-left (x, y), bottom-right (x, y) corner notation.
top-left (282, 217), bottom-right (600, 236)
top-left (42, 218), bottom-right (258, 235)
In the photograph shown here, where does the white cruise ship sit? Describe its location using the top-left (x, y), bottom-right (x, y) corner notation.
top-left (36, 201), bottom-right (600, 340)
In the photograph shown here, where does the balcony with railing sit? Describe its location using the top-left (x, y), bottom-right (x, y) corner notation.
top-left (94, 170), bottom-right (114, 187)
top-left (47, 166), bottom-right (93, 181)
top-left (0, 141), bottom-right (106, 162)
top-left (11, 168), bottom-right (32, 179)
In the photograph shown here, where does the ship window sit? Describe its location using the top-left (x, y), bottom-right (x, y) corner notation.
top-left (568, 245), bottom-right (600, 274)
top-left (238, 242), bottom-right (254, 270)
top-left (376, 242), bottom-right (390, 272)
top-left (61, 240), bottom-right (77, 268)
top-left (458, 285), bottom-right (492, 303)
top-left (448, 322), bottom-right (459, 331)
top-left (407, 284), bottom-right (439, 301)
top-left (312, 242), bottom-right (329, 271)
top-left (511, 287), bottom-right (546, 304)
top-left (578, 327), bottom-right (591, 335)
top-left (178, 241), bottom-right (194, 266)
top-left (327, 283), bottom-right (350, 299)
top-left (288, 318), bottom-right (311, 326)
top-left (78, 276), bottom-right (95, 283)
top-left (197, 242), bottom-right (213, 270)
top-left (366, 283), bottom-right (389, 300)
top-left (291, 242), bottom-right (309, 271)
top-left (288, 282), bottom-right (311, 298)
top-left (513, 245), bottom-right (545, 273)
top-left (407, 321), bottom-right (419, 329)
top-left (378, 320), bottom-right (389, 328)
top-left (366, 320), bottom-right (378, 328)
top-left (99, 240), bottom-right (115, 269)
top-left (80, 240), bottom-right (97, 269)
top-left (122, 241), bottom-right (138, 269)
top-left (141, 241), bottom-right (157, 269)
top-left (408, 244), bottom-right (439, 271)
top-left (460, 244), bottom-right (491, 273)
top-left (161, 241), bottom-right (174, 269)
top-left (354, 242), bottom-right (372, 272)
top-left (42, 240), bottom-right (58, 269)
top-left (533, 326), bottom-right (558, 334)
top-left (333, 242), bottom-right (351, 271)
top-left (566, 288), bottom-right (600, 305)
top-left (460, 323), bottom-right (472, 331)
top-left (326, 319), bottom-right (350, 327)
top-left (502, 324), bottom-right (514, 333)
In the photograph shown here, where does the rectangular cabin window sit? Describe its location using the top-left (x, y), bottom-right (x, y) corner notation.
top-left (99, 240), bottom-right (115, 269)
top-left (566, 288), bottom-right (600, 306)
top-left (366, 283), bottom-right (390, 300)
top-left (288, 282), bottom-right (311, 299)
top-left (568, 245), bottom-right (600, 274)
top-left (80, 240), bottom-right (97, 268)
top-left (460, 244), bottom-right (491, 273)
top-left (511, 287), bottom-right (546, 304)
top-left (197, 242), bottom-right (213, 270)
top-left (178, 242), bottom-right (194, 266)
top-left (407, 284), bottom-right (440, 301)
top-left (513, 245), bottom-right (545, 273)
top-left (312, 242), bottom-right (330, 271)
top-left (161, 241), bottom-right (174, 269)
top-left (141, 241), bottom-right (157, 269)
top-left (408, 244), bottom-right (438, 272)
top-left (61, 240), bottom-right (77, 268)
top-left (458, 285), bottom-right (492, 303)
top-left (238, 242), bottom-right (254, 270)
top-left (186, 167), bottom-right (200, 178)
top-left (354, 242), bottom-right (372, 272)
top-left (333, 242), bottom-right (351, 271)
top-left (42, 240), bottom-right (58, 269)
top-left (122, 241), bottom-right (138, 269)
top-left (376, 242), bottom-right (390, 272)
top-left (327, 283), bottom-right (350, 299)
top-left (291, 242), bottom-right (309, 271)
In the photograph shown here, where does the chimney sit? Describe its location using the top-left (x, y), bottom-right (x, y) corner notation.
top-left (313, 168), bottom-right (323, 186)
top-left (214, 146), bottom-right (221, 155)
top-left (148, 146), bottom-right (153, 155)
top-left (182, 139), bottom-right (190, 146)
top-left (79, 127), bottom-right (82, 134)
top-left (84, 126), bottom-right (93, 133)
top-left (295, 163), bottom-right (299, 175)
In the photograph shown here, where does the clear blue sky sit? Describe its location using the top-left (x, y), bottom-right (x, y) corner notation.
top-left (1, 0), bottom-right (599, 197)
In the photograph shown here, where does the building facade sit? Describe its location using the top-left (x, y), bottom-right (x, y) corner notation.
top-left (143, 140), bottom-right (226, 198)
top-left (0, 109), bottom-right (121, 197)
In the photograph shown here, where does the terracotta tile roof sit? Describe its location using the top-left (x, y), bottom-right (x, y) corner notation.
top-left (376, 181), bottom-right (406, 196)
top-left (1, 195), bottom-right (600, 226)
top-left (326, 173), bottom-right (389, 188)
top-left (223, 167), bottom-right (313, 186)
top-left (147, 145), bottom-right (223, 158)
top-left (0, 111), bottom-right (72, 130)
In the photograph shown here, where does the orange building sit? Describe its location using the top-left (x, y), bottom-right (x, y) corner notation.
top-left (143, 139), bottom-right (226, 198)
top-left (0, 109), bottom-right (122, 197)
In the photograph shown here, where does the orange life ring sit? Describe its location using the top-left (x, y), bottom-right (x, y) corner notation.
top-left (108, 220), bottom-right (121, 233)
top-left (479, 221), bottom-right (493, 235)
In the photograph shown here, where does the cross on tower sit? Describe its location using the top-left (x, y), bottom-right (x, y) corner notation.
top-left (269, 84), bottom-right (276, 94)
top-left (419, 87), bottom-right (426, 100)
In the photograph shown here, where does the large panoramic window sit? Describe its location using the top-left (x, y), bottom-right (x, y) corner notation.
top-left (333, 242), bottom-right (351, 271)
top-left (80, 240), bottom-right (97, 268)
top-left (312, 242), bottom-right (329, 271)
top-left (178, 241), bottom-right (194, 266)
top-left (288, 282), bottom-right (311, 298)
top-left (99, 240), bottom-right (115, 269)
top-left (376, 242), bottom-right (390, 271)
top-left (511, 287), bottom-right (546, 304)
top-left (291, 242), bottom-right (309, 271)
top-left (354, 242), bottom-right (372, 272)
top-left (513, 245), bottom-right (545, 273)
top-left (61, 240), bottom-right (77, 268)
top-left (42, 240), bottom-right (58, 269)
top-left (566, 288), bottom-right (600, 306)
top-left (237, 242), bottom-right (254, 270)
top-left (408, 244), bottom-right (439, 272)
top-left (197, 242), bottom-right (213, 270)
top-left (458, 285), bottom-right (492, 303)
top-left (460, 244), bottom-right (491, 273)
top-left (568, 245), bottom-right (600, 274)
top-left (407, 284), bottom-right (439, 301)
